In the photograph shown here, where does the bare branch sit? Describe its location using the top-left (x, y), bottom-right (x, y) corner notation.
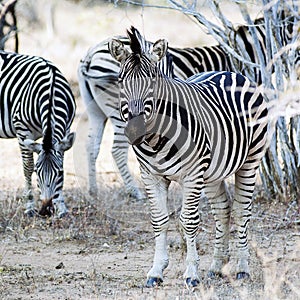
top-left (0, 0), bottom-right (18, 52)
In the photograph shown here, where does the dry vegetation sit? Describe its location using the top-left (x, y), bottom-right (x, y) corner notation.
top-left (0, 1), bottom-right (299, 299)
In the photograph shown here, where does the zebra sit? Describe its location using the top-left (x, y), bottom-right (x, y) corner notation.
top-left (0, 51), bottom-right (76, 218)
top-left (78, 11), bottom-right (296, 199)
top-left (108, 29), bottom-right (269, 287)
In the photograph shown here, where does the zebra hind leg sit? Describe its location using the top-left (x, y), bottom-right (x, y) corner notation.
top-left (110, 118), bottom-right (145, 200)
top-left (85, 102), bottom-right (107, 196)
top-left (232, 168), bottom-right (257, 279)
top-left (206, 181), bottom-right (231, 278)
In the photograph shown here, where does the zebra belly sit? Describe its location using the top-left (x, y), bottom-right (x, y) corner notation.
top-left (0, 112), bottom-right (16, 138)
top-left (0, 113), bottom-right (42, 140)
top-left (203, 142), bottom-right (249, 183)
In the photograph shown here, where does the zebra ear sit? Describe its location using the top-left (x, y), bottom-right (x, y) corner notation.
top-left (23, 139), bottom-right (42, 153)
top-left (149, 39), bottom-right (168, 63)
top-left (109, 39), bottom-right (130, 62)
top-left (56, 132), bottom-right (76, 152)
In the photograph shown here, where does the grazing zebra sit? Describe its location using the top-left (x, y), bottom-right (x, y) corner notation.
top-left (78, 11), bottom-right (296, 199)
top-left (0, 51), bottom-right (76, 217)
top-left (109, 30), bottom-right (269, 287)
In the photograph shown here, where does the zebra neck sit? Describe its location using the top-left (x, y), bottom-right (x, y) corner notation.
top-left (146, 77), bottom-right (206, 149)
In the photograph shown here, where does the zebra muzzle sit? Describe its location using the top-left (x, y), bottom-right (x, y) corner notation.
top-left (39, 198), bottom-right (53, 217)
top-left (124, 115), bottom-right (147, 145)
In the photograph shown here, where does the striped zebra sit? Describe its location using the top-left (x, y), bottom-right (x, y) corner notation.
top-left (109, 30), bottom-right (269, 287)
top-left (78, 11), bottom-right (296, 199)
top-left (0, 51), bottom-right (76, 217)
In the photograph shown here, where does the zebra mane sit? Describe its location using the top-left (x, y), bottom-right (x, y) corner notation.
top-left (43, 63), bottom-right (55, 153)
top-left (127, 26), bottom-right (143, 56)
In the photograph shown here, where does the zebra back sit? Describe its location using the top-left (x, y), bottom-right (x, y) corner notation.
top-left (229, 11), bottom-right (298, 82)
top-left (79, 38), bottom-right (228, 83)
top-left (0, 51), bottom-right (75, 142)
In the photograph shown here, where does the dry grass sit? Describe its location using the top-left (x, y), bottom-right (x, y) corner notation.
top-left (0, 178), bottom-right (299, 299)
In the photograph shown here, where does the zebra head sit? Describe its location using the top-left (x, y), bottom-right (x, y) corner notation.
top-left (109, 27), bottom-right (168, 145)
top-left (24, 132), bottom-right (75, 215)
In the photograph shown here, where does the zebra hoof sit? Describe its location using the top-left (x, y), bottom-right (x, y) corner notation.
top-left (25, 208), bottom-right (37, 218)
top-left (236, 272), bottom-right (250, 280)
top-left (57, 211), bottom-right (68, 218)
top-left (185, 277), bottom-right (200, 287)
top-left (145, 277), bottom-right (163, 288)
top-left (207, 271), bottom-right (223, 279)
top-left (128, 188), bottom-right (145, 201)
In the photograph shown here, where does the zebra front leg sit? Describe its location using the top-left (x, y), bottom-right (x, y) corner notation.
top-left (19, 143), bottom-right (35, 216)
top-left (146, 231), bottom-right (169, 287)
top-left (142, 170), bottom-right (170, 287)
top-left (85, 102), bottom-right (107, 195)
top-left (205, 181), bottom-right (231, 278)
top-left (52, 193), bottom-right (68, 218)
top-left (233, 168), bottom-right (257, 279)
top-left (180, 179), bottom-right (203, 287)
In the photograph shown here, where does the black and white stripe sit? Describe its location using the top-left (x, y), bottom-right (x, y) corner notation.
top-left (109, 30), bottom-right (269, 287)
top-left (0, 51), bottom-right (76, 217)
